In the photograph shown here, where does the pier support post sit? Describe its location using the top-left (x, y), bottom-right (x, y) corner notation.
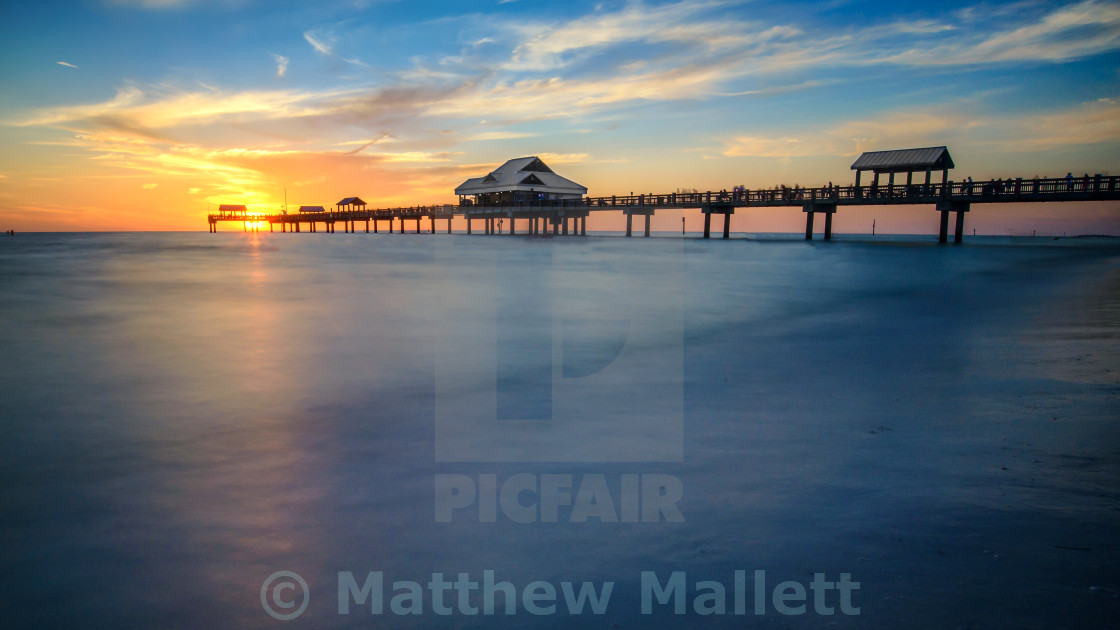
top-left (511, 217), bottom-right (517, 235)
top-left (416, 219), bottom-right (420, 234)
top-left (802, 202), bottom-right (835, 241)
top-left (366, 220), bottom-right (370, 233)
top-left (553, 220), bottom-right (559, 235)
top-left (936, 200), bottom-right (970, 243)
top-left (581, 216), bottom-right (586, 236)
top-left (447, 218), bottom-right (452, 234)
top-left (645, 214), bottom-right (652, 237)
top-left (563, 215), bottom-right (569, 235)
top-left (467, 218), bottom-right (472, 235)
top-left (936, 200), bottom-right (971, 244)
top-left (626, 213), bottom-right (633, 237)
top-left (702, 203), bottom-right (734, 239)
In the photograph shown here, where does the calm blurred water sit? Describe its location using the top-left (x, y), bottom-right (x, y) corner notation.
top-left (1, 232), bottom-right (1118, 628)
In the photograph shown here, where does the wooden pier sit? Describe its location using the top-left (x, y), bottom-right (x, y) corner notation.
top-left (209, 174), bottom-right (1120, 243)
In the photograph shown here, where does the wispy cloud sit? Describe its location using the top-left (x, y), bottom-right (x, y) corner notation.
top-left (13, 84), bottom-right (353, 132)
top-left (271, 54), bottom-right (289, 78)
top-left (537, 152), bottom-right (590, 164)
top-left (466, 131), bottom-right (539, 141)
top-left (506, 0), bottom-right (733, 71)
top-left (303, 30), bottom-right (334, 55)
top-left (56, 61), bottom-right (79, 69)
top-left (880, 0), bottom-right (1120, 65)
top-left (721, 98), bottom-right (1120, 159)
top-left (104, 0), bottom-right (247, 9)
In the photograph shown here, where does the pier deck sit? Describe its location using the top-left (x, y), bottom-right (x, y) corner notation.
top-left (208, 175), bottom-right (1120, 243)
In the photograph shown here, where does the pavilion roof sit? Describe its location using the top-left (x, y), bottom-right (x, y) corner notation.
top-left (851, 146), bottom-right (954, 173)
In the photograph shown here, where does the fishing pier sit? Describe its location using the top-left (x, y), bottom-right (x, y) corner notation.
top-left (207, 149), bottom-right (1120, 243)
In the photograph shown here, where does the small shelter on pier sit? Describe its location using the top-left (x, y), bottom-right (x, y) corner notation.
top-left (217, 204), bottom-right (248, 218)
top-left (851, 146), bottom-right (955, 188)
top-left (298, 205), bottom-right (326, 213)
top-left (336, 197), bottom-right (367, 212)
top-left (455, 156), bottom-right (587, 205)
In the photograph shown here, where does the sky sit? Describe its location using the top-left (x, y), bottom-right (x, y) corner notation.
top-left (1, 0), bottom-right (1118, 233)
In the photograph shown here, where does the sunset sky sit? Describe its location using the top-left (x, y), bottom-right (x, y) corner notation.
top-left (1, 0), bottom-right (1118, 233)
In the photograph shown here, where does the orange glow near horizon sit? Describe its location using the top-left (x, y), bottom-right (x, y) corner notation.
top-left (1, 140), bottom-right (1115, 234)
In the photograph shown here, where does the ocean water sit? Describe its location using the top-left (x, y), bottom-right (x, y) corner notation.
top-left (1, 231), bottom-right (1118, 628)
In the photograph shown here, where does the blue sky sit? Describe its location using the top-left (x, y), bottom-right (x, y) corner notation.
top-left (1, 0), bottom-right (1118, 231)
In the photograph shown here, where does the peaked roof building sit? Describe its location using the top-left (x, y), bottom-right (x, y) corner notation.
top-left (455, 156), bottom-right (587, 204)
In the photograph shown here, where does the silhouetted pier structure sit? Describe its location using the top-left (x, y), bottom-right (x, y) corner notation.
top-left (207, 149), bottom-right (1120, 243)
